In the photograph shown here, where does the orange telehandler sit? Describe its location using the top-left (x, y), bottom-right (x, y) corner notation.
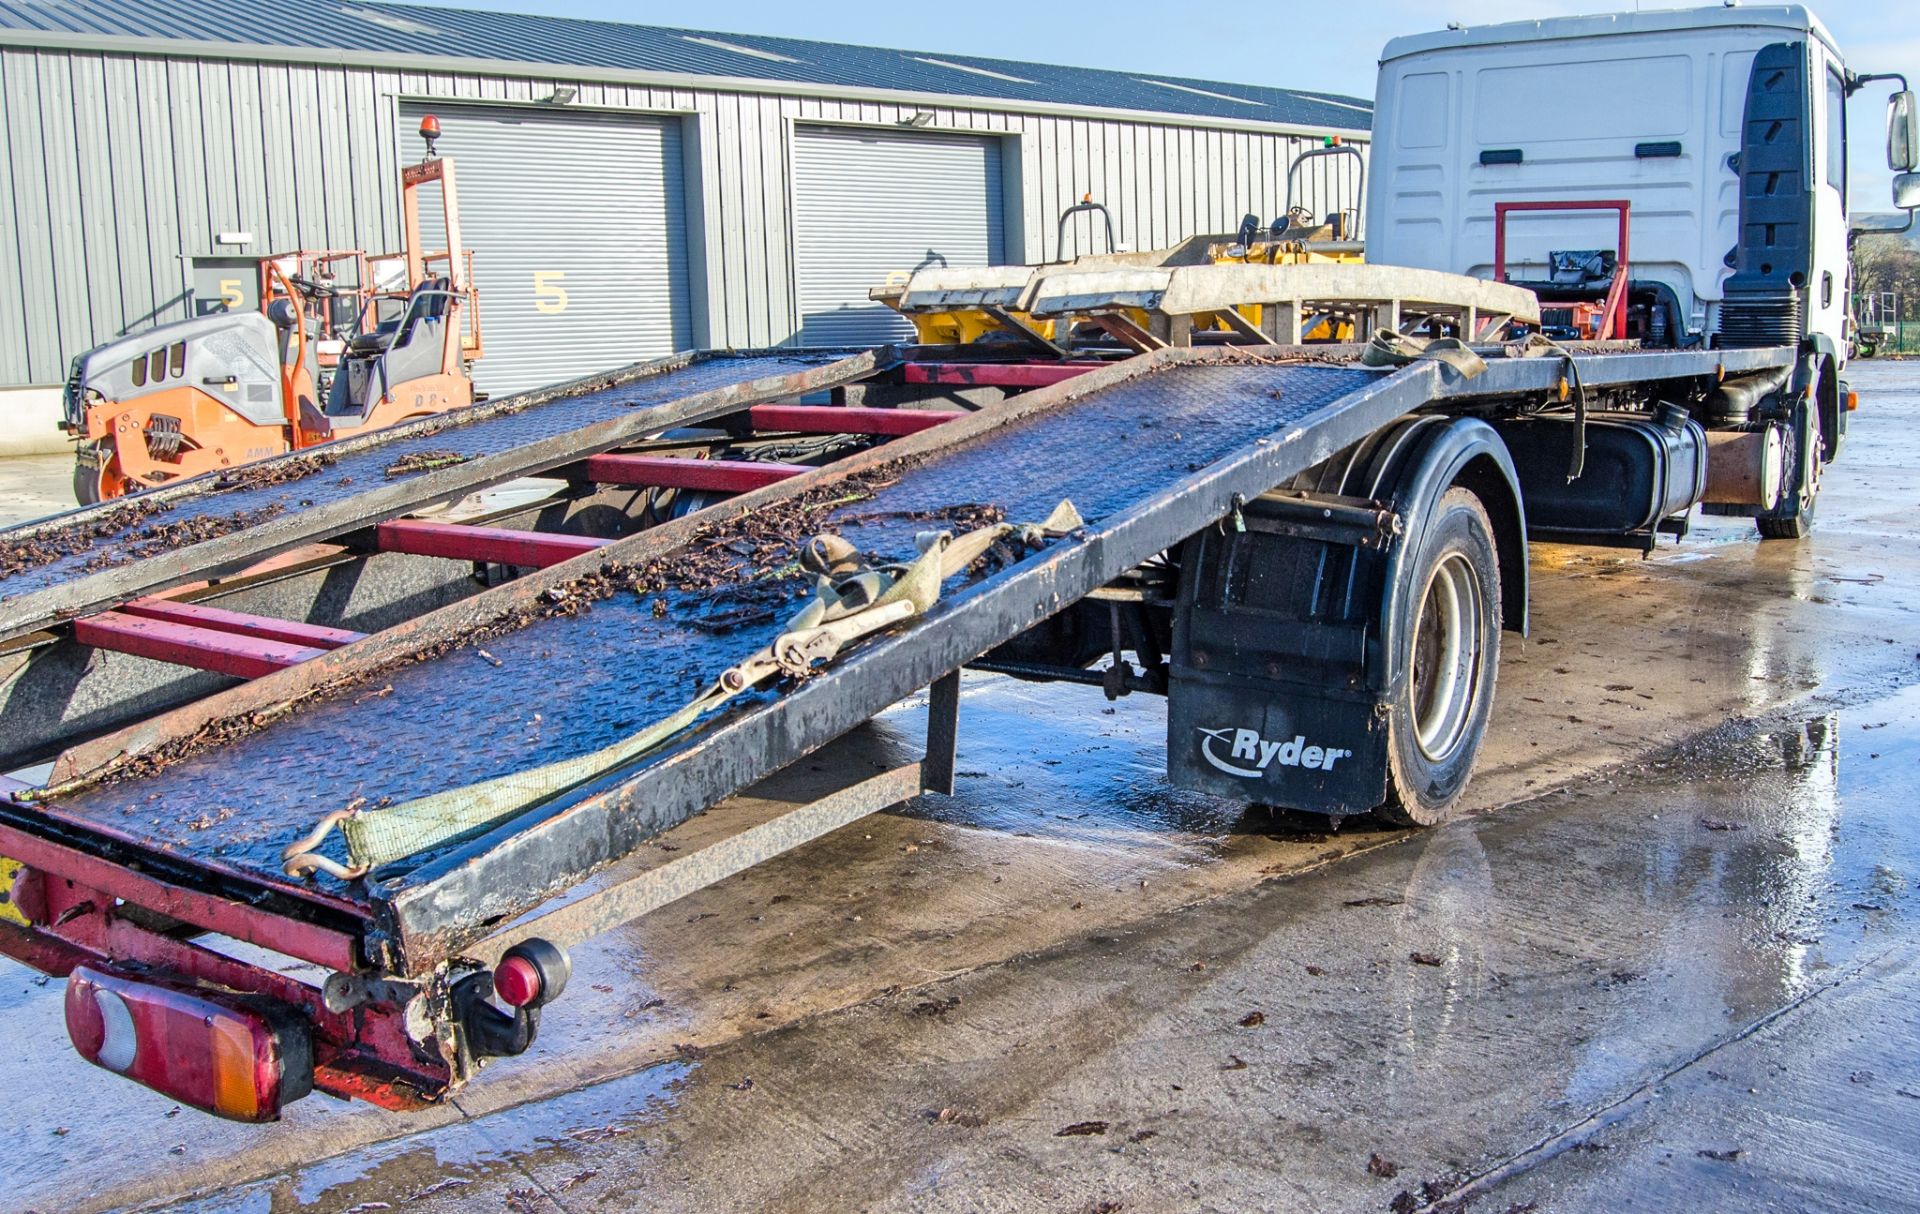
top-left (61, 115), bottom-right (483, 503)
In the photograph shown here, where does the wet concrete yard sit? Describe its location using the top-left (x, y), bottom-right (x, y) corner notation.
top-left (4, 361), bottom-right (1919, 1213)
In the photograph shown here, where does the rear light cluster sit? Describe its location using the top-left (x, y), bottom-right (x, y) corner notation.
top-left (64, 965), bottom-right (313, 1122)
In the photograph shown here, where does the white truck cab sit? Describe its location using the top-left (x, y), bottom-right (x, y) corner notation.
top-left (1365, 5), bottom-right (1912, 355)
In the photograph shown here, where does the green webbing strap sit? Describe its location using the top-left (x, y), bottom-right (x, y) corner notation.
top-left (1360, 329), bottom-right (1488, 379)
top-left (1365, 329), bottom-right (1589, 481)
top-left (1499, 332), bottom-right (1587, 481)
top-left (282, 501), bottom-right (1084, 881)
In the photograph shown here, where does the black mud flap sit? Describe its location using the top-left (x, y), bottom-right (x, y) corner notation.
top-left (1163, 415), bottom-right (1524, 817)
top-left (1162, 480), bottom-right (1399, 815)
top-left (1167, 675), bottom-right (1388, 812)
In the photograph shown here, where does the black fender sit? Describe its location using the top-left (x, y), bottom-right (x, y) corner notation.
top-left (1161, 414), bottom-right (1525, 817)
top-left (1799, 339), bottom-right (1843, 461)
top-left (1830, 372), bottom-right (1849, 460)
top-left (1374, 418), bottom-right (1529, 697)
top-left (1761, 351), bottom-right (1828, 505)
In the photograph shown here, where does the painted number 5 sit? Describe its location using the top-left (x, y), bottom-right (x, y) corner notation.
top-left (532, 270), bottom-right (569, 315)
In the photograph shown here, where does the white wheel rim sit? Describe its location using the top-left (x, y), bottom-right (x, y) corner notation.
top-left (1411, 552), bottom-right (1483, 761)
top-left (1803, 404), bottom-right (1822, 503)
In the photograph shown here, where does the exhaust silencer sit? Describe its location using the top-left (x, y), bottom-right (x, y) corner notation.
top-left (1703, 426), bottom-right (1784, 509)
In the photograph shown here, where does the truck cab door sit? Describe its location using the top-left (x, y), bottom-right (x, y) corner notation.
top-left (1809, 45), bottom-right (1851, 351)
top-left (1721, 41), bottom-right (1819, 348)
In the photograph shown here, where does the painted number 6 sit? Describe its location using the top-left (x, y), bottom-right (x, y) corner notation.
top-left (532, 270), bottom-right (569, 315)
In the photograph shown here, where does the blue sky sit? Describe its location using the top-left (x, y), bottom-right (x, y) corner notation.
top-left (413, 0), bottom-right (1914, 210)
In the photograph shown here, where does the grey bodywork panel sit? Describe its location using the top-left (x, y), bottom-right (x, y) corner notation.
top-left (71, 310), bottom-right (285, 428)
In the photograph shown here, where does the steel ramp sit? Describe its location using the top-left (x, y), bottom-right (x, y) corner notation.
top-left (11, 348), bottom-right (1462, 970)
top-left (4, 342), bottom-right (1807, 974)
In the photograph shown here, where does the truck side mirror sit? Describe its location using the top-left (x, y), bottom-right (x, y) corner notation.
top-left (1888, 90), bottom-right (1919, 172)
top-left (1895, 172), bottom-right (1920, 211)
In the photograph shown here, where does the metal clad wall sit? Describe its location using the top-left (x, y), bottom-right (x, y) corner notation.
top-left (0, 46), bottom-right (1368, 390)
top-left (28, 49), bottom-right (90, 385)
top-left (0, 51), bottom-right (38, 382)
top-left (399, 103), bottom-right (691, 396)
top-left (791, 126), bottom-right (1004, 346)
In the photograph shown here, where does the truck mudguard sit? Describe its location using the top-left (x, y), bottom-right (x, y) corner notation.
top-left (1166, 416), bottom-right (1526, 814)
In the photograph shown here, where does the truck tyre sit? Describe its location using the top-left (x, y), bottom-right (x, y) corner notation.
top-left (1378, 487), bottom-right (1502, 826)
top-left (1756, 395), bottom-right (1821, 540)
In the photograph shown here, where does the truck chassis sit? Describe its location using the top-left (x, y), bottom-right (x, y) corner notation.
top-left (0, 328), bottom-right (1815, 1118)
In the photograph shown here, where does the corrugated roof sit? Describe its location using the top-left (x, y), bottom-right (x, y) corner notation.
top-left (0, 0), bottom-right (1372, 131)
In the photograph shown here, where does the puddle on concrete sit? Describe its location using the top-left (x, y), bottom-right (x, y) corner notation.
top-left (170, 1058), bottom-right (691, 1213)
top-left (0, 965), bottom-right (55, 1016)
top-left (882, 672), bottom-right (1255, 849)
top-left (1462, 684), bottom-right (1920, 1110)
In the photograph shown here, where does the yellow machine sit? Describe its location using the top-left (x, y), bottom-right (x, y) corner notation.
top-left (878, 141), bottom-right (1370, 349)
top-left (874, 220), bottom-right (1361, 348)
top-left (63, 115), bottom-right (483, 503)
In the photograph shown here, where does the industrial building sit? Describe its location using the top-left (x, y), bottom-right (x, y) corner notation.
top-left (0, 0), bottom-right (1369, 446)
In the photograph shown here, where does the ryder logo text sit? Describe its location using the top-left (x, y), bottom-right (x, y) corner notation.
top-left (1197, 726), bottom-right (1352, 779)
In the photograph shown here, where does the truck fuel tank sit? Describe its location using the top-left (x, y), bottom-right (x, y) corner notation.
top-left (1490, 404), bottom-right (1708, 542)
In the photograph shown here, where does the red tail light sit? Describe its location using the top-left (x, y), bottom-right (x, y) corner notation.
top-left (64, 965), bottom-right (313, 1122)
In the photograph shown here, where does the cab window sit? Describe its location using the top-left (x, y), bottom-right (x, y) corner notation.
top-left (1826, 67), bottom-right (1846, 189)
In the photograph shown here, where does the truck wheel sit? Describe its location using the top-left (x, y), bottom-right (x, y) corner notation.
top-left (1378, 488), bottom-right (1502, 827)
top-left (1756, 396), bottom-right (1821, 540)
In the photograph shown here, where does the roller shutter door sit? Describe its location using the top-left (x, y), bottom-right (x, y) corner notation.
top-left (400, 104), bottom-right (691, 396)
top-left (791, 127), bottom-right (1005, 346)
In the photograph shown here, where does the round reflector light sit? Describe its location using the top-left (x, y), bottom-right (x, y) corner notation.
top-left (493, 955), bottom-right (542, 1008)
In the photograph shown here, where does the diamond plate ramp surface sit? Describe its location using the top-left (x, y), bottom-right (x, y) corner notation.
top-left (33, 362), bottom-right (1381, 889)
top-left (0, 352), bottom-right (849, 634)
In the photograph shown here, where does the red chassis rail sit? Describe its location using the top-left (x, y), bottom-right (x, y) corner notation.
top-left (746, 404), bottom-right (964, 436)
top-left (373, 518), bottom-right (610, 568)
top-left (1493, 199), bottom-right (1632, 341)
top-left (898, 361), bottom-right (1101, 388)
top-left (73, 612), bottom-right (337, 679)
top-left (581, 453), bottom-right (810, 492)
top-left (72, 598), bottom-right (365, 680)
top-left (117, 596), bottom-right (367, 649)
top-left (0, 819), bottom-right (448, 1110)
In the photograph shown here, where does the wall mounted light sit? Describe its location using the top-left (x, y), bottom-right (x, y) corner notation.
top-left (545, 86), bottom-right (578, 105)
top-left (899, 111), bottom-right (936, 128)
